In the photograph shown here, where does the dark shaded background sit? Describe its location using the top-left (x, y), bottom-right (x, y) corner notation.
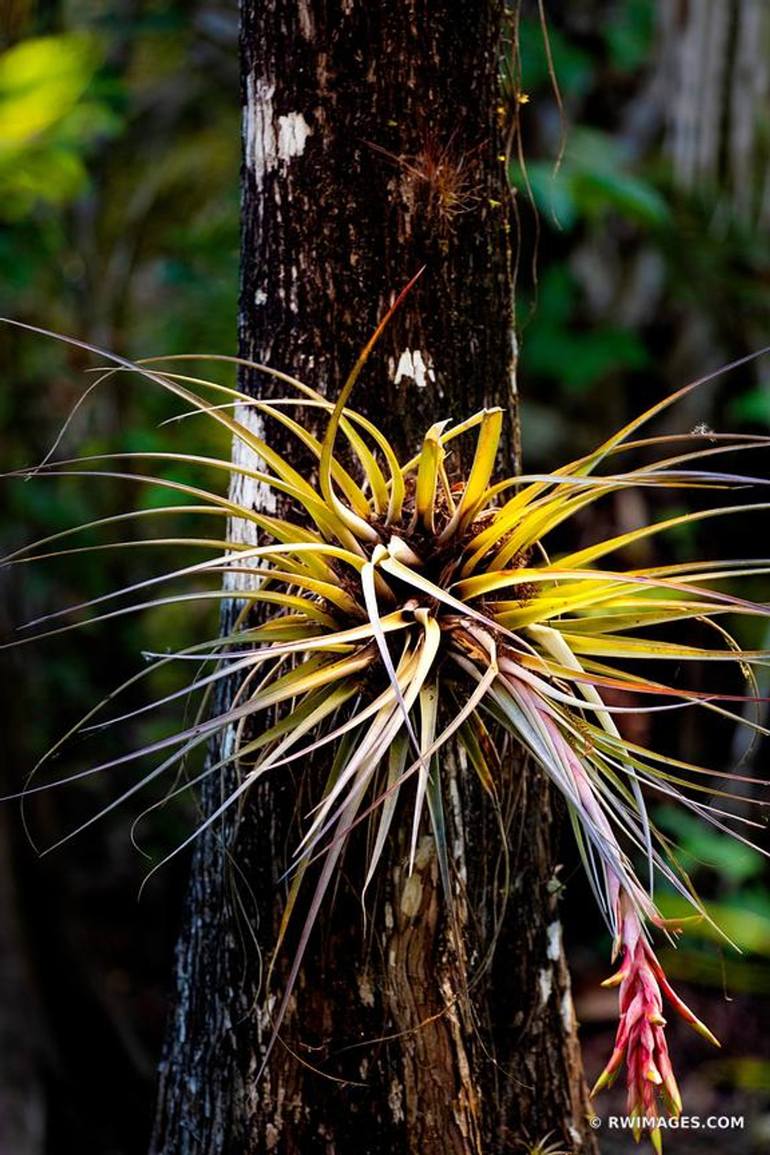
top-left (0, 2), bottom-right (768, 1152)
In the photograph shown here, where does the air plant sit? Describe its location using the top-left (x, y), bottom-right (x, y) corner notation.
top-left (3, 295), bottom-right (769, 1151)
top-left (366, 135), bottom-right (483, 232)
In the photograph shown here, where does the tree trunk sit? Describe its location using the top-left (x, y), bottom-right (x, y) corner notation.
top-left (659, 0), bottom-right (770, 224)
top-left (151, 3), bottom-right (596, 1152)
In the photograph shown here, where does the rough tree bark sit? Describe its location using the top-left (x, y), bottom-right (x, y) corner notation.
top-left (151, 4), bottom-right (596, 1153)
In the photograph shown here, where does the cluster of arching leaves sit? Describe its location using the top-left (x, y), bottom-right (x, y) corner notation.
top-left (2, 300), bottom-right (769, 1144)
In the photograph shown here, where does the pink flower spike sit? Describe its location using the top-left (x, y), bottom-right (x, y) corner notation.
top-left (591, 892), bottom-right (719, 1149)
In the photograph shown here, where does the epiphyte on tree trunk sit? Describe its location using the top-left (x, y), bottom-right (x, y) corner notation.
top-left (2, 310), bottom-right (770, 1149)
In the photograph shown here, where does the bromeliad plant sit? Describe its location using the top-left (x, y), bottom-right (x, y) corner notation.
top-left (3, 298), bottom-right (770, 1150)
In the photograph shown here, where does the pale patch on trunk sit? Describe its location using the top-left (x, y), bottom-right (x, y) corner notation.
top-left (509, 327), bottom-right (519, 402)
top-left (245, 76), bottom-right (312, 192)
top-left (547, 920), bottom-right (562, 961)
top-left (225, 404), bottom-right (277, 593)
top-left (244, 74), bottom-right (276, 190)
top-left (277, 113), bottom-right (313, 163)
top-left (394, 348), bottom-right (436, 389)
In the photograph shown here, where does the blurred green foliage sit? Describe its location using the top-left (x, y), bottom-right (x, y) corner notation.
top-left (0, 8), bottom-right (237, 644)
top-left (510, 1), bottom-right (770, 456)
top-left (0, 33), bottom-right (118, 217)
top-left (0, 10), bottom-right (236, 826)
top-left (527, 129), bottom-right (671, 232)
top-left (518, 264), bottom-right (650, 394)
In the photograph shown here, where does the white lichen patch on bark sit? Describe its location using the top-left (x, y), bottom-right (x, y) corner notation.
top-left (277, 112), bottom-right (312, 163)
top-left (244, 74), bottom-right (276, 190)
top-left (509, 326), bottom-right (519, 402)
top-left (244, 73), bottom-right (312, 191)
top-left (225, 403), bottom-right (277, 593)
top-left (539, 924), bottom-right (562, 1006)
top-left (219, 723), bottom-right (238, 771)
top-left (546, 920), bottom-right (562, 962)
top-left (394, 348), bottom-right (436, 389)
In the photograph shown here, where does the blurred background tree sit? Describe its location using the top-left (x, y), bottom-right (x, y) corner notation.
top-left (0, 2), bottom-right (768, 1152)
